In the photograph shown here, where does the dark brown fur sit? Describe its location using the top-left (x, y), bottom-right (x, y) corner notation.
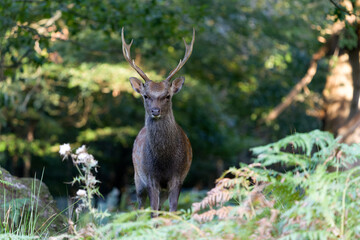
top-left (131, 79), bottom-right (192, 213)
top-left (122, 28), bottom-right (194, 214)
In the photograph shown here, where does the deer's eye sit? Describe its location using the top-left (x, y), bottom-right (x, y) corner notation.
top-left (144, 95), bottom-right (152, 101)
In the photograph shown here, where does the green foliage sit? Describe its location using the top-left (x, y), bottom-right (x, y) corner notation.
top-left (0, 172), bottom-right (61, 239)
top-left (253, 130), bottom-right (360, 239)
top-left (0, 0), bottom-right (355, 225)
top-left (0, 0), bottom-right (338, 193)
top-left (107, 130), bottom-right (358, 239)
top-left (330, 1), bottom-right (360, 50)
top-left (2, 130), bottom-right (360, 239)
top-left (252, 129), bottom-right (360, 170)
top-left (51, 130), bottom-right (360, 239)
top-left (339, 22), bottom-right (359, 50)
top-left (2, 0), bottom-right (360, 239)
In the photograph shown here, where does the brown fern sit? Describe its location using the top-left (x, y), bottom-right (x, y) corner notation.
top-left (192, 163), bottom-right (271, 223)
top-left (251, 209), bottom-right (279, 240)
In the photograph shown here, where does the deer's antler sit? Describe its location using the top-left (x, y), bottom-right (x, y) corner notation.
top-left (121, 28), bottom-right (150, 82)
top-left (165, 28), bottom-right (195, 82)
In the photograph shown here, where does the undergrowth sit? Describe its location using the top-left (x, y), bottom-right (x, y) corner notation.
top-left (3, 130), bottom-right (360, 239)
top-left (95, 130), bottom-right (360, 240)
top-left (0, 170), bottom-right (60, 239)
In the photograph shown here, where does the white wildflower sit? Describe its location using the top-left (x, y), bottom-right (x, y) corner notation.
top-left (59, 144), bottom-right (105, 220)
top-left (76, 189), bottom-right (87, 198)
top-left (76, 145), bottom-right (87, 154)
top-left (75, 203), bottom-right (85, 218)
top-left (88, 158), bottom-right (98, 168)
top-left (59, 143), bottom-right (71, 157)
top-left (87, 174), bottom-right (98, 186)
top-left (77, 152), bottom-right (98, 168)
top-left (77, 152), bottom-right (92, 163)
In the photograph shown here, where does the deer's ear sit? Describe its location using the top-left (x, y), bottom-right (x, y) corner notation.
top-left (129, 77), bottom-right (144, 94)
top-left (171, 76), bottom-right (185, 94)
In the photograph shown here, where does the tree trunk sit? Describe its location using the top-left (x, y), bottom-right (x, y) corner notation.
top-left (323, 46), bottom-right (360, 145)
top-left (12, 155), bottom-right (19, 175)
top-left (322, 51), bottom-right (353, 134)
top-left (348, 43), bottom-right (360, 120)
top-left (23, 123), bottom-right (35, 177)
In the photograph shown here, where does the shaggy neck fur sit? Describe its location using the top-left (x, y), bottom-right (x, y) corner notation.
top-left (145, 109), bottom-right (179, 154)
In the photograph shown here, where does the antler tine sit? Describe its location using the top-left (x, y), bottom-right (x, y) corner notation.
top-left (121, 28), bottom-right (150, 82)
top-left (165, 28), bottom-right (195, 82)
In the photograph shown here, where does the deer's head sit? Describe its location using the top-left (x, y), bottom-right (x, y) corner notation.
top-left (122, 28), bottom-right (195, 119)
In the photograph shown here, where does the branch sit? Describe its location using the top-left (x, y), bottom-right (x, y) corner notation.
top-left (19, 75), bottom-right (41, 111)
top-left (329, 0), bottom-right (354, 16)
top-left (3, 48), bottom-right (32, 69)
top-left (265, 45), bottom-right (328, 122)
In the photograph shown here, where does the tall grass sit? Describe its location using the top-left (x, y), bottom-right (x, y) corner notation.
top-left (0, 170), bottom-right (62, 239)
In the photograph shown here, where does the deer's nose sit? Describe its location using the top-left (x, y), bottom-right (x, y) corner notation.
top-left (151, 108), bottom-right (161, 117)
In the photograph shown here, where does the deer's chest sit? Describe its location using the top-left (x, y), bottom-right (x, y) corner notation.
top-left (143, 138), bottom-right (185, 174)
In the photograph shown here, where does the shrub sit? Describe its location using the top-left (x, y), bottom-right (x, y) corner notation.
top-left (8, 130), bottom-right (360, 239)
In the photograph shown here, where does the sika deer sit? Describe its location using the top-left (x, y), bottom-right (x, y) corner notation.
top-left (122, 28), bottom-right (194, 213)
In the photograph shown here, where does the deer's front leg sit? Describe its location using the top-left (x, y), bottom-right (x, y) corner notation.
top-left (148, 180), bottom-right (160, 217)
top-left (168, 180), bottom-right (181, 212)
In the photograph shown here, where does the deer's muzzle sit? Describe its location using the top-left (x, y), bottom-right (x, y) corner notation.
top-left (151, 107), bottom-right (161, 118)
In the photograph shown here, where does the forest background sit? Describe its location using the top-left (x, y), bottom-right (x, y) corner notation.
top-left (1, 0), bottom-right (360, 204)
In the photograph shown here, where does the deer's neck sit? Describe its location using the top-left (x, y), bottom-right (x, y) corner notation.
top-left (145, 112), bottom-right (179, 151)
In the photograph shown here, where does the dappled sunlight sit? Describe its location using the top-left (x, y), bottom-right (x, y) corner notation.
top-left (323, 53), bottom-right (355, 133)
top-left (323, 53), bottom-right (352, 102)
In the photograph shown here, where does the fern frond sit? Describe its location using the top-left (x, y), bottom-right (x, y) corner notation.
top-left (252, 130), bottom-right (334, 157)
top-left (251, 130), bottom-right (354, 171)
top-left (278, 230), bottom-right (333, 240)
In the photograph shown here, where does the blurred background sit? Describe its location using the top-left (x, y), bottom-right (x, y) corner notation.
top-left (1, 0), bottom-right (359, 205)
